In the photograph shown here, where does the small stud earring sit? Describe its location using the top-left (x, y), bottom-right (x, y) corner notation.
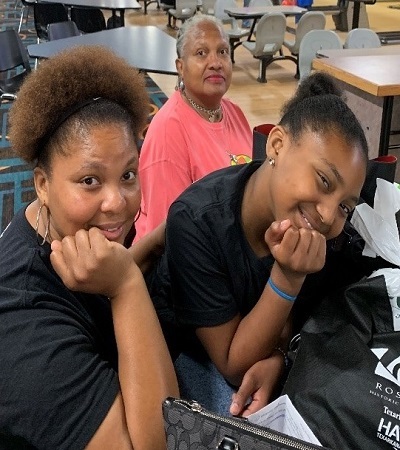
top-left (268, 157), bottom-right (275, 167)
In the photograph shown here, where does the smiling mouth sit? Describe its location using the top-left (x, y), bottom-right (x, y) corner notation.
top-left (95, 223), bottom-right (125, 241)
top-left (300, 210), bottom-right (314, 230)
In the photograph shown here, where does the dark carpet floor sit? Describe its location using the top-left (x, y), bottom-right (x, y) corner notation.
top-left (0, 0), bottom-right (169, 232)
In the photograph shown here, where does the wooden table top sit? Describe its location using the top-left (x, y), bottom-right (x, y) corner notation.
top-left (313, 54), bottom-right (400, 97)
top-left (317, 45), bottom-right (400, 58)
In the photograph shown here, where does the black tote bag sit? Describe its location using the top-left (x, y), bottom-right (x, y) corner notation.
top-left (283, 275), bottom-right (400, 450)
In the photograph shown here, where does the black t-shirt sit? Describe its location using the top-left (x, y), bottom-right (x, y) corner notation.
top-left (0, 208), bottom-right (119, 449)
top-left (147, 161), bottom-right (275, 354)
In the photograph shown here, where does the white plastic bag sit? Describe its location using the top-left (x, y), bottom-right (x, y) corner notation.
top-left (351, 178), bottom-right (400, 267)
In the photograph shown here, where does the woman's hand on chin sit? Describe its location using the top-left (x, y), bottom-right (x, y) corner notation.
top-left (50, 227), bottom-right (140, 297)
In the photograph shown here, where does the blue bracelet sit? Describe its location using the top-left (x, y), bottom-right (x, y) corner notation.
top-left (267, 278), bottom-right (297, 302)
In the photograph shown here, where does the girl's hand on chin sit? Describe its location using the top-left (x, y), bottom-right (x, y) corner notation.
top-left (265, 220), bottom-right (326, 277)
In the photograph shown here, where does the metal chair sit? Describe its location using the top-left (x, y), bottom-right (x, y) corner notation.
top-left (167, 0), bottom-right (197, 29)
top-left (282, 11), bottom-right (326, 78)
top-left (33, 2), bottom-right (69, 42)
top-left (0, 29), bottom-right (32, 102)
top-left (242, 12), bottom-right (296, 83)
top-left (214, 0), bottom-right (250, 63)
top-left (298, 29), bottom-right (342, 80)
top-left (70, 7), bottom-right (106, 33)
top-left (343, 27), bottom-right (381, 49)
top-left (47, 20), bottom-right (81, 40)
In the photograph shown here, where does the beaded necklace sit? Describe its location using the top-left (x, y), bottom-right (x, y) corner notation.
top-left (183, 91), bottom-right (222, 123)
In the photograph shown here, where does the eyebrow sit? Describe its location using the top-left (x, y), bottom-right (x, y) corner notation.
top-left (321, 158), bottom-right (359, 204)
top-left (80, 155), bottom-right (138, 170)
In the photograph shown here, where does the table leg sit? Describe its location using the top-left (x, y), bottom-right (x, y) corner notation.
top-left (379, 96), bottom-right (394, 157)
top-left (247, 18), bottom-right (257, 41)
top-left (351, 1), bottom-right (360, 29)
top-left (110, 9), bottom-right (124, 26)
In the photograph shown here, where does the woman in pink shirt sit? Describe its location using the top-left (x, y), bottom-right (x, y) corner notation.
top-left (134, 14), bottom-right (252, 241)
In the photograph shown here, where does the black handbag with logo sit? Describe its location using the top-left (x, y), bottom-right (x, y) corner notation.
top-left (283, 275), bottom-right (400, 450)
top-left (163, 397), bottom-right (331, 450)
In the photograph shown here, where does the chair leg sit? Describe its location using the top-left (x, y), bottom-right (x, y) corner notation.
top-left (294, 56), bottom-right (299, 79)
top-left (256, 56), bottom-right (273, 83)
top-left (229, 39), bottom-right (241, 64)
top-left (18, 5), bottom-right (25, 32)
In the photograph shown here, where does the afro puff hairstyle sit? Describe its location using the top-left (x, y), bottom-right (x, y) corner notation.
top-left (9, 45), bottom-right (149, 163)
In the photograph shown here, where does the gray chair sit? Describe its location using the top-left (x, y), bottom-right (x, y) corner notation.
top-left (343, 27), bottom-right (381, 49)
top-left (214, 0), bottom-right (250, 63)
top-left (0, 29), bottom-right (31, 102)
top-left (33, 2), bottom-right (69, 42)
top-left (201, 0), bottom-right (216, 14)
top-left (283, 11), bottom-right (326, 78)
top-left (243, 12), bottom-right (296, 83)
top-left (167, 0), bottom-right (197, 29)
top-left (249, 0), bottom-right (273, 33)
top-left (48, 21), bottom-right (81, 40)
top-left (298, 29), bottom-right (342, 80)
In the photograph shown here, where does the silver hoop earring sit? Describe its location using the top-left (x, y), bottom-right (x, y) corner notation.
top-left (268, 157), bottom-right (275, 167)
top-left (35, 203), bottom-right (51, 246)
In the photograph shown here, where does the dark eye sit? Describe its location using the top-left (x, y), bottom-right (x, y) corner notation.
top-left (319, 174), bottom-right (329, 189)
top-left (81, 177), bottom-right (99, 186)
top-left (123, 171), bottom-right (136, 181)
top-left (340, 204), bottom-right (352, 215)
top-left (197, 50), bottom-right (205, 56)
top-left (221, 48), bottom-right (229, 55)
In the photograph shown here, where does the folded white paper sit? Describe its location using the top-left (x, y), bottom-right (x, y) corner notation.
top-left (247, 394), bottom-right (322, 446)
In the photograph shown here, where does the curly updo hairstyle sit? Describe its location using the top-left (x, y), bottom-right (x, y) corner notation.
top-left (9, 45), bottom-right (149, 170)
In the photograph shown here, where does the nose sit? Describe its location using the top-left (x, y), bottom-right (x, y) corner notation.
top-left (208, 52), bottom-right (223, 69)
top-left (316, 198), bottom-right (340, 230)
top-left (101, 185), bottom-right (126, 213)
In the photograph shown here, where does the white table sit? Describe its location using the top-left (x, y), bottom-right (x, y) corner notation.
top-left (28, 26), bottom-right (178, 75)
